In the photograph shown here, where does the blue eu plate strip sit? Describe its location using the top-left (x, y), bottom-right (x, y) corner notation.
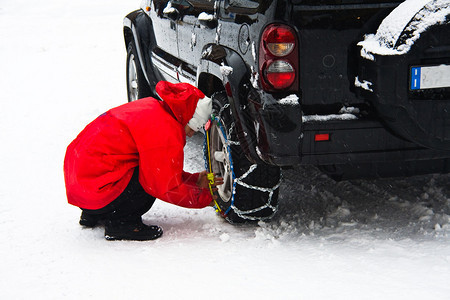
top-left (411, 67), bottom-right (421, 90)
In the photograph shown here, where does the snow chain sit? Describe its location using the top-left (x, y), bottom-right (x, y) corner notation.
top-left (203, 104), bottom-right (281, 221)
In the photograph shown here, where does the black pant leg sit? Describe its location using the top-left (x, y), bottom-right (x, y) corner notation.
top-left (82, 168), bottom-right (156, 221)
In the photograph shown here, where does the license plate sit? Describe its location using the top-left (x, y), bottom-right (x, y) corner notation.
top-left (410, 64), bottom-right (450, 90)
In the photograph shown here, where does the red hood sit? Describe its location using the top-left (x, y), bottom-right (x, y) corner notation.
top-left (156, 81), bottom-right (205, 126)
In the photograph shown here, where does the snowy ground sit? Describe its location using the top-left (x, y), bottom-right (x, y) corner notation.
top-left (0, 0), bottom-right (449, 299)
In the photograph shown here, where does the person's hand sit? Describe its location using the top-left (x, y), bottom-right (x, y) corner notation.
top-left (209, 173), bottom-right (224, 201)
top-left (196, 171), bottom-right (224, 200)
top-left (196, 170), bottom-right (209, 189)
top-left (213, 175), bottom-right (224, 187)
top-left (196, 170), bottom-right (224, 188)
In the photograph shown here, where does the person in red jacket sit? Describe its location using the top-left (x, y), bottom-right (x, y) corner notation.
top-left (64, 81), bottom-right (223, 241)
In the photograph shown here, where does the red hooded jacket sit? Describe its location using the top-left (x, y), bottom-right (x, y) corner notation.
top-left (64, 82), bottom-right (212, 210)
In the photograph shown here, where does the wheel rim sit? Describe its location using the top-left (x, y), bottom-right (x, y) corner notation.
top-left (127, 53), bottom-right (138, 101)
top-left (210, 121), bottom-right (233, 202)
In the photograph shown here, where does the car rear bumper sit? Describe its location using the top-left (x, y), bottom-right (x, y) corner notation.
top-left (300, 118), bottom-right (450, 165)
top-left (245, 89), bottom-right (450, 167)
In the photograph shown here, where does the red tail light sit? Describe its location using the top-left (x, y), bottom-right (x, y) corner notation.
top-left (259, 24), bottom-right (298, 91)
top-left (266, 60), bottom-right (295, 89)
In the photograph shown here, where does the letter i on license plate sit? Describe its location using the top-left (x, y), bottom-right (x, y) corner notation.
top-left (410, 64), bottom-right (450, 90)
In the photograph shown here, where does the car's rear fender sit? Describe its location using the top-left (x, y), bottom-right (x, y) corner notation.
top-left (198, 44), bottom-right (303, 166)
top-left (197, 44), bottom-right (265, 163)
top-left (123, 10), bottom-right (159, 90)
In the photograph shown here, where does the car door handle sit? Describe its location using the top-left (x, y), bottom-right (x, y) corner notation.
top-left (163, 1), bottom-right (180, 21)
top-left (199, 19), bottom-right (218, 29)
top-left (198, 12), bottom-right (218, 29)
top-left (164, 9), bottom-right (179, 21)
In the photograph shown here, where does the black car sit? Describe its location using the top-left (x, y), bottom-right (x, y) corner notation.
top-left (123, 0), bottom-right (450, 223)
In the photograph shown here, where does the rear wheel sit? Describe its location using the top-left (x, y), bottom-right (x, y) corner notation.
top-left (206, 91), bottom-right (281, 223)
top-left (126, 42), bottom-right (151, 102)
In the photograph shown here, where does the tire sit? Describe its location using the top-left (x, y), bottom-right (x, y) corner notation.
top-left (205, 91), bottom-right (282, 223)
top-left (126, 42), bottom-right (152, 102)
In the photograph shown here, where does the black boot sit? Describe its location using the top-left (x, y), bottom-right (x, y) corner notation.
top-left (79, 211), bottom-right (104, 227)
top-left (104, 218), bottom-right (163, 241)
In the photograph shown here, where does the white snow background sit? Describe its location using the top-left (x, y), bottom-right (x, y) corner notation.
top-left (1, 0), bottom-right (450, 299)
